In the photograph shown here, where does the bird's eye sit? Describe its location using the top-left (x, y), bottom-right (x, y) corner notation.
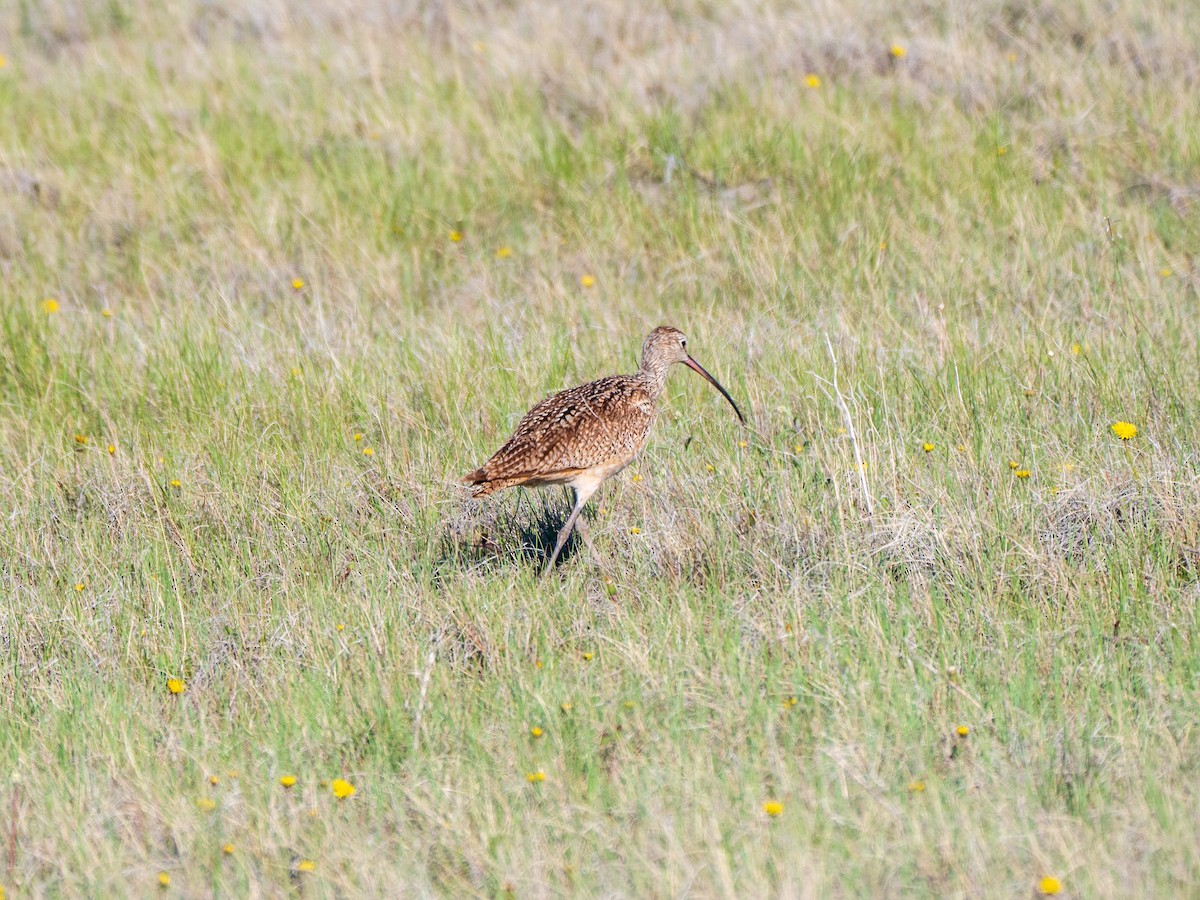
top-left (680, 338), bottom-right (687, 348)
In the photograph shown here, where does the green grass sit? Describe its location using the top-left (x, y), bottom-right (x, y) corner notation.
top-left (2, 0), bottom-right (1200, 895)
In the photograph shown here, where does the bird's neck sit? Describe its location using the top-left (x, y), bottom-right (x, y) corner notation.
top-left (637, 356), bottom-right (671, 398)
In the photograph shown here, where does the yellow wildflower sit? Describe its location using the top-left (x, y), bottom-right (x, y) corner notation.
top-left (107, 444), bottom-right (116, 454)
top-left (560, 702), bottom-right (572, 713)
top-left (530, 727), bottom-right (544, 738)
top-left (908, 780), bottom-right (926, 792)
top-left (209, 775), bottom-right (219, 785)
top-left (783, 696), bottom-right (798, 708)
top-left (804, 74), bottom-right (821, 88)
top-left (631, 473), bottom-right (642, 482)
top-left (335, 623), bottom-right (345, 632)
top-left (1071, 343), bottom-right (1082, 355)
top-left (102, 308), bottom-right (114, 318)
top-left (363, 447), bottom-right (374, 456)
top-left (0, 54), bottom-right (7, 68)
top-left (167, 678), bottom-right (186, 695)
top-left (629, 527), bottom-right (640, 535)
top-left (997, 146), bottom-right (1008, 156)
top-left (762, 800), bottom-right (783, 817)
top-left (580, 274), bottom-right (595, 288)
top-left (1014, 469), bottom-right (1031, 479)
top-left (1111, 421), bottom-right (1137, 440)
top-left (158, 872), bottom-right (170, 888)
top-left (526, 771), bottom-right (545, 783)
top-left (75, 583), bottom-right (84, 592)
top-left (496, 246), bottom-right (512, 259)
top-left (793, 443), bottom-right (803, 453)
top-left (279, 775), bottom-right (297, 788)
top-left (581, 651), bottom-right (594, 661)
top-left (41, 299), bottom-right (59, 313)
top-left (449, 230), bottom-right (462, 242)
top-left (1039, 876), bottom-right (1063, 895)
top-left (705, 464), bottom-right (715, 472)
top-left (74, 434), bottom-right (88, 445)
top-left (956, 725), bottom-right (970, 737)
top-left (738, 439), bottom-right (748, 448)
top-left (196, 798), bottom-right (217, 812)
top-left (331, 778), bottom-right (356, 799)
top-left (890, 44), bottom-right (907, 58)
top-left (291, 278), bottom-right (305, 291)
top-left (222, 843), bottom-right (235, 855)
top-left (922, 443), bottom-right (934, 453)
top-left (1160, 268), bottom-right (1171, 277)
top-left (353, 432), bottom-right (363, 441)
top-left (170, 479), bottom-right (181, 488)
top-left (297, 860), bottom-right (315, 872)
top-left (1008, 460), bottom-right (1019, 469)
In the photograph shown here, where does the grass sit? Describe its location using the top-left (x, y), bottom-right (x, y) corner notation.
top-left (1, 0), bottom-right (1199, 895)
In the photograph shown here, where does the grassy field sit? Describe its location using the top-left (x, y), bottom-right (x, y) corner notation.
top-left (2, 0), bottom-right (1199, 895)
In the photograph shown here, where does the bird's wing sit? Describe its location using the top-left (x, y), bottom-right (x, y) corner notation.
top-left (476, 376), bottom-right (653, 481)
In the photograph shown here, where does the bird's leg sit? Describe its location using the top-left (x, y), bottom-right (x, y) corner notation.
top-left (573, 514), bottom-right (607, 569)
top-left (541, 483), bottom-right (598, 577)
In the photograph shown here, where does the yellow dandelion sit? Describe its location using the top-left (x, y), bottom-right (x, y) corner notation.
top-left (167, 678), bottom-right (186, 695)
top-left (1014, 469), bottom-right (1031, 479)
top-left (291, 278), bottom-right (305, 291)
top-left (157, 872), bottom-right (170, 888)
top-left (1007, 52), bottom-right (1018, 63)
top-left (335, 623), bottom-right (345, 632)
top-left (890, 44), bottom-right (907, 58)
top-left (908, 780), bottom-right (926, 792)
top-left (290, 367), bottom-right (301, 378)
top-left (331, 778), bottom-right (356, 799)
top-left (1038, 876), bottom-right (1063, 896)
top-left (169, 479), bottom-right (181, 488)
top-left (279, 775), bottom-right (297, 788)
top-left (580, 274), bottom-right (596, 288)
top-left (997, 146), bottom-right (1008, 156)
top-left (705, 463), bottom-right (715, 472)
top-left (1111, 421), bottom-right (1137, 440)
top-left (783, 696), bottom-right (798, 708)
top-left (956, 444), bottom-right (966, 452)
top-left (793, 443), bottom-right (803, 453)
top-left (623, 701), bottom-right (634, 709)
top-left (222, 843), bottom-right (235, 855)
top-left (1160, 267), bottom-right (1171, 277)
top-left (804, 74), bottom-right (821, 88)
top-left (879, 240), bottom-right (887, 250)
top-left (530, 726), bottom-right (544, 738)
top-left (209, 775), bottom-right (219, 785)
top-left (107, 444), bottom-right (116, 454)
top-left (353, 432), bottom-right (363, 441)
top-left (738, 439), bottom-right (748, 448)
top-left (74, 434), bottom-right (88, 445)
top-left (956, 725), bottom-right (970, 737)
top-left (629, 527), bottom-right (640, 535)
top-left (526, 771), bottom-right (545, 783)
top-left (1008, 460), bottom-right (1019, 469)
top-left (448, 230), bottom-right (462, 242)
top-left (560, 702), bottom-right (572, 713)
top-left (922, 443), bottom-right (934, 453)
top-left (101, 308), bottom-right (114, 318)
top-left (762, 800), bottom-right (784, 817)
top-left (1071, 343), bottom-right (1082, 355)
top-left (581, 651), bottom-right (594, 661)
top-left (496, 246), bottom-right (512, 259)
top-left (296, 860), bottom-right (315, 873)
top-left (196, 798), bottom-right (217, 812)
top-left (74, 583), bottom-right (84, 592)
top-left (631, 473), bottom-right (642, 482)
top-left (362, 447), bottom-right (374, 456)
top-left (41, 298), bottom-right (60, 313)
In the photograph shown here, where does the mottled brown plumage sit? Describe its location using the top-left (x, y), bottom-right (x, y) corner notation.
top-left (463, 326), bottom-right (745, 574)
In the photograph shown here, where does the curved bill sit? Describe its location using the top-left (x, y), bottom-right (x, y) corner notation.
top-left (683, 356), bottom-right (746, 425)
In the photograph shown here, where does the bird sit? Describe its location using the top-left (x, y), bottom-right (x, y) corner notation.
top-left (462, 326), bottom-right (745, 575)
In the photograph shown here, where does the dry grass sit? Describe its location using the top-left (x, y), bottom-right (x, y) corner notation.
top-left (1, 0), bottom-right (1199, 895)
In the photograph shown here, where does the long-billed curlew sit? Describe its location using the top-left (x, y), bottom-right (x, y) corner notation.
top-left (463, 326), bottom-right (745, 575)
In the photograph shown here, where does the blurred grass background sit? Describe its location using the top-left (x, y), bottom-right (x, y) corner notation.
top-left (1, 0), bottom-right (1198, 895)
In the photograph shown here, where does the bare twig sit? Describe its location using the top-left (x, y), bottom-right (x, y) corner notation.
top-left (820, 334), bottom-right (873, 518)
top-left (412, 642), bottom-right (438, 755)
